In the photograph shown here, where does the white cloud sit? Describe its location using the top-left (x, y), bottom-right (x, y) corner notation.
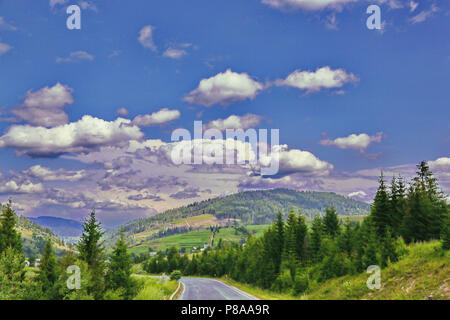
top-left (116, 107), bottom-right (129, 116)
top-left (138, 25), bottom-right (157, 51)
top-left (204, 114), bottom-right (263, 131)
top-left (259, 144), bottom-right (334, 177)
top-left (78, 1), bottom-right (98, 11)
top-left (0, 42), bottom-right (12, 55)
top-left (0, 115), bottom-right (144, 157)
top-left (163, 48), bottom-right (187, 59)
top-left (0, 180), bottom-right (44, 194)
top-left (0, 17), bottom-right (17, 31)
top-left (410, 4), bottom-right (439, 24)
top-left (49, 0), bottom-right (68, 8)
top-left (132, 108), bottom-right (180, 127)
top-left (429, 157), bottom-right (450, 172)
top-left (184, 69), bottom-right (264, 107)
top-left (320, 132), bottom-right (383, 151)
top-left (275, 66), bottom-right (358, 94)
top-left (23, 165), bottom-right (88, 182)
top-left (11, 83), bottom-right (74, 127)
top-left (56, 51), bottom-right (95, 63)
top-left (261, 0), bottom-right (356, 11)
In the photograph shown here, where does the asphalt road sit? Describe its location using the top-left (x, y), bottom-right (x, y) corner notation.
top-left (179, 277), bottom-right (258, 300)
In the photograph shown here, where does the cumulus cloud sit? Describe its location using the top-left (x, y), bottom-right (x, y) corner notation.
top-left (429, 157), bottom-right (450, 172)
top-left (138, 25), bottom-right (157, 51)
top-left (11, 83), bottom-right (74, 127)
top-left (56, 51), bottom-right (95, 63)
top-left (410, 4), bottom-right (439, 24)
top-left (0, 115), bottom-right (144, 157)
top-left (132, 108), bottom-right (180, 127)
top-left (184, 69), bottom-right (264, 107)
top-left (116, 107), bottom-right (129, 116)
top-left (320, 132), bottom-right (383, 151)
top-left (275, 67), bottom-right (358, 94)
top-left (0, 180), bottom-right (44, 195)
top-left (204, 114), bottom-right (263, 131)
top-left (260, 145), bottom-right (333, 177)
top-left (22, 165), bottom-right (88, 182)
top-left (170, 187), bottom-right (207, 199)
top-left (163, 48), bottom-right (187, 59)
top-left (261, 0), bottom-right (356, 11)
top-left (0, 42), bottom-right (12, 55)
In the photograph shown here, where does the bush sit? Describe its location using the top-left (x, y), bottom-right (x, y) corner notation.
top-left (271, 270), bottom-right (292, 293)
top-left (292, 273), bottom-right (309, 295)
top-left (170, 270), bottom-right (182, 281)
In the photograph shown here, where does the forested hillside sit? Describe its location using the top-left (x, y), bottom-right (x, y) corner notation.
top-left (114, 189), bottom-right (369, 240)
top-left (0, 204), bottom-right (72, 259)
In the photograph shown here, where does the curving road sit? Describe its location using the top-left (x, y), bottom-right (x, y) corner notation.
top-left (179, 277), bottom-right (259, 300)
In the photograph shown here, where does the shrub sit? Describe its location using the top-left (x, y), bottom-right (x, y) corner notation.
top-left (170, 270), bottom-right (182, 281)
top-left (292, 273), bottom-right (309, 296)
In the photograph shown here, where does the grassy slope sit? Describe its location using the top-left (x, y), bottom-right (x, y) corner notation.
top-left (306, 241), bottom-right (449, 300)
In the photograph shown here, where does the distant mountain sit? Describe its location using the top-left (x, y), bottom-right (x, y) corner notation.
top-left (29, 216), bottom-right (83, 237)
top-left (115, 188), bottom-right (370, 239)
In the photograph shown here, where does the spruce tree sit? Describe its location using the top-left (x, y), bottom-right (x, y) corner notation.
top-left (371, 173), bottom-right (391, 237)
top-left (309, 216), bottom-right (323, 263)
top-left (0, 200), bottom-right (22, 254)
top-left (77, 210), bottom-right (105, 299)
top-left (106, 229), bottom-right (133, 299)
top-left (323, 207), bottom-right (340, 238)
top-left (389, 176), bottom-right (406, 236)
top-left (38, 239), bottom-right (58, 299)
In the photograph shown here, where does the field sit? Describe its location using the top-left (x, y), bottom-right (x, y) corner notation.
top-left (129, 225), bottom-right (270, 254)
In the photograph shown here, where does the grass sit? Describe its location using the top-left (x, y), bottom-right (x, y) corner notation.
top-left (305, 240), bottom-right (449, 300)
top-left (133, 277), bottom-right (178, 300)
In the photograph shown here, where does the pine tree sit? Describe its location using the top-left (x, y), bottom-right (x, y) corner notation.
top-left (402, 161), bottom-right (448, 243)
top-left (272, 211), bottom-right (284, 275)
top-left (309, 216), bottom-right (323, 263)
top-left (389, 176), bottom-right (406, 236)
top-left (371, 173), bottom-right (391, 237)
top-left (0, 246), bottom-right (26, 299)
top-left (0, 200), bottom-right (22, 254)
top-left (38, 239), bottom-right (58, 299)
top-left (106, 229), bottom-right (133, 299)
top-left (283, 212), bottom-right (299, 278)
top-left (323, 207), bottom-right (340, 238)
top-left (380, 229), bottom-right (397, 267)
top-left (362, 228), bottom-right (379, 268)
top-left (77, 210), bottom-right (106, 299)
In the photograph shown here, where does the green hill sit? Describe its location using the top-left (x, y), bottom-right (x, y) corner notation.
top-left (16, 215), bottom-right (72, 258)
top-left (108, 188), bottom-right (369, 251)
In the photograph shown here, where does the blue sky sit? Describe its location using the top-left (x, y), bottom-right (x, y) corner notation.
top-left (0, 0), bottom-right (448, 226)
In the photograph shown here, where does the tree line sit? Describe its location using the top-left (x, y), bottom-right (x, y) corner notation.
top-left (0, 207), bottom-right (136, 300)
top-left (144, 161), bottom-right (449, 295)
